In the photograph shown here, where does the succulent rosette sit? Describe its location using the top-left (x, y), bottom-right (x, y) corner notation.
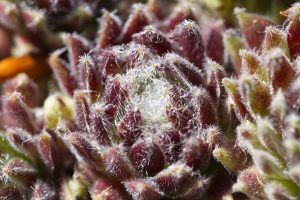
top-left (0, 1), bottom-right (239, 199)
top-left (213, 3), bottom-right (300, 200)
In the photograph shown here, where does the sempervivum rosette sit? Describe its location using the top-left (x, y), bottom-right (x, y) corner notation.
top-left (0, 1), bottom-right (238, 200)
top-left (214, 3), bottom-right (300, 200)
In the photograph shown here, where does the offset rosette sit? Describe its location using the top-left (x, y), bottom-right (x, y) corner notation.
top-left (217, 3), bottom-right (300, 199)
